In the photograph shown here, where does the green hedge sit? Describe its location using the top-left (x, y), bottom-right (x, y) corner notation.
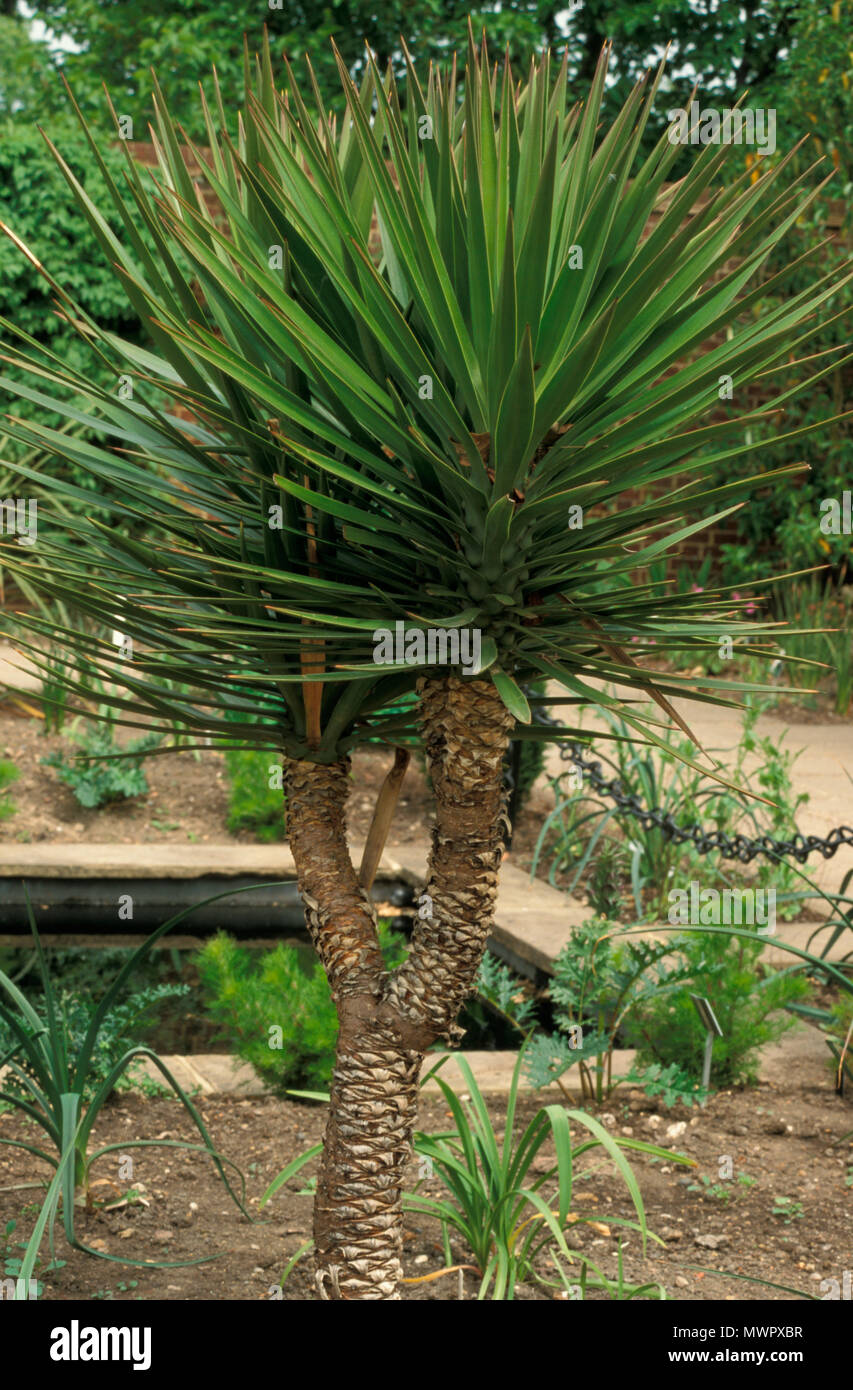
top-left (0, 120), bottom-right (150, 469)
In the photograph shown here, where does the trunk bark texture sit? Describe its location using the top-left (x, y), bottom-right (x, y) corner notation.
top-left (383, 676), bottom-right (515, 1039)
top-left (283, 676), bottom-right (514, 1299)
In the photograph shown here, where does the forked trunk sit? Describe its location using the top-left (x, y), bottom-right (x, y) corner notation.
top-left (283, 676), bottom-right (514, 1299)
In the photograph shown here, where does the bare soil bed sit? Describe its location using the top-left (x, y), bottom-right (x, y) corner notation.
top-left (1, 1059), bottom-right (849, 1302)
top-left (0, 703), bottom-right (558, 878)
top-left (0, 706), bottom-right (434, 848)
top-left (0, 686), bottom-right (821, 864)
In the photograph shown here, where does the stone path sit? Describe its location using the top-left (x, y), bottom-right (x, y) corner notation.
top-left (0, 643), bottom-right (40, 695)
top-left (135, 1017), bottom-right (831, 1097)
top-left (542, 688), bottom-right (853, 902)
top-left (0, 842), bottom-right (303, 879)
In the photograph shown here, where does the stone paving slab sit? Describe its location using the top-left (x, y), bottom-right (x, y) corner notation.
top-left (613, 916), bottom-right (849, 966)
top-left (0, 644), bottom-right (40, 695)
top-left (0, 841), bottom-right (398, 880)
top-left (417, 1050), bottom-right (635, 1096)
top-left (130, 1018), bottom-right (831, 1098)
top-left (129, 1049), bottom-right (626, 1098)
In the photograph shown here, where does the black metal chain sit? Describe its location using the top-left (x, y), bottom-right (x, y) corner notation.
top-left (505, 704), bottom-right (853, 866)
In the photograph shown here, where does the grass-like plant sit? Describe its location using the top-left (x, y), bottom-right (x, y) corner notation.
top-left (772, 863), bottom-right (853, 1090)
top-left (404, 1046), bottom-right (692, 1300)
top-left (533, 700), bottom-right (809, 917)
top-left (0, 978), bottom-right (190, 1104)
top-left (260, 1046), bottom-right (693, 1301)
top-left (0, 892), bottom-right (248, 1299)
top-left (772, 573), bottom-right (853, 716)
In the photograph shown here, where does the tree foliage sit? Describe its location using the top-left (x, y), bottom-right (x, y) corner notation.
top-left (0, 32), bottom-right (847, 761)
top-left (3, 0), bottom-right (815, 141)
top-left (0, 121), bottom-right (153, 465)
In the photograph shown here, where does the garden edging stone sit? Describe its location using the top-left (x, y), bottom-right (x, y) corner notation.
top-left (126, 1016), bottom-right (831, 1098)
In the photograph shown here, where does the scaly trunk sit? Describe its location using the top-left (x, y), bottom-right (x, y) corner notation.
top-left (283, 676), bottom-right (514, 1300)
top-left (385, 676), bottom-right (515, 1040)
top-left (283, 756), bottom-right (427, 1299)
top-left (313, 1007), bottom-right (422, 1299)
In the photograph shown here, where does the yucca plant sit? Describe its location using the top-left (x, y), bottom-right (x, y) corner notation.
top-left (403, 1046), bottom-right (691, 1301)
top-left (0, 27), bottom-right (850, 1299)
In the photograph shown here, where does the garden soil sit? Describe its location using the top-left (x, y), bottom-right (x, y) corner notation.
top-left (0, 710), bottom-right (440, 849)
top-left (0, 698), bottom-right (831, 874)
top-left (0, 709), bottom-right (556, 873)
top-left (1, 701), bottom-right (850, 1301)
top-left (1, 1071), bottom-right (849, 1301)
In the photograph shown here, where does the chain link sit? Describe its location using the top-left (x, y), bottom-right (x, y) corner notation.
top-left (505, 702), bottom-right (853, 866)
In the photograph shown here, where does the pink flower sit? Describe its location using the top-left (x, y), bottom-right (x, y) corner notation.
top-left (733, 590), bottom-right (758, 614)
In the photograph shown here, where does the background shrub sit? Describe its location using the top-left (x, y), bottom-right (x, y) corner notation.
top-left (0, 121), bottom-right (158, 482)
top-left (627, 930), bottom-right (809, 1086)
top-left (224, 747), bottom-right (287, 842)
top-left (196, 924), bottom-right (409, 1092)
